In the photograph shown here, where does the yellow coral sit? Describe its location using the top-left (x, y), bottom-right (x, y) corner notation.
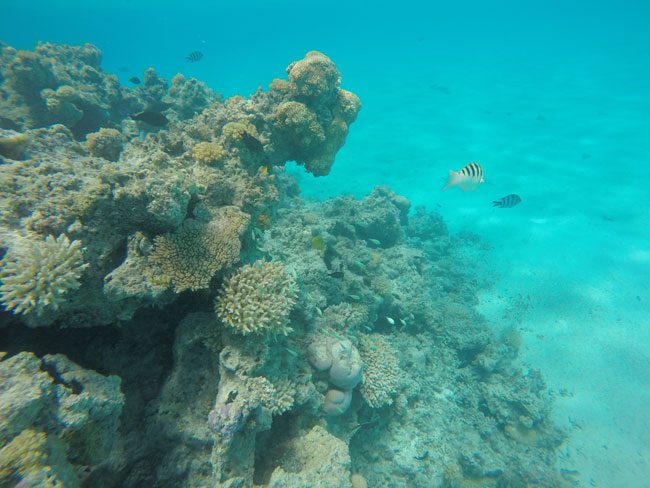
top-left (0, 429), bottom-right (74, 488)
top-left (191, 141), bottom-right (225, 165)
top-left (149, 207), bottom-right (249, 292)
top-left (216, 260), bottom-right (297, 335)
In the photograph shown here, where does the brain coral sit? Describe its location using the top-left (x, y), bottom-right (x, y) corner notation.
top-left (358, 334), bottom-right (400, 408)
top-left (215, 260), bottom-right (297, 335)
top-left (149, 207), bottom-right (249, 292)
top-left (0, 234), bottom-right (87, 316)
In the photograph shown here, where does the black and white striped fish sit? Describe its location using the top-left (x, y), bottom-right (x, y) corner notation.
top-left (492, 194), bottom-right (522, 208)
top-left (442, 162), bottom-right (485, 191)
top-left (186, 50), bottom-right (204, 62)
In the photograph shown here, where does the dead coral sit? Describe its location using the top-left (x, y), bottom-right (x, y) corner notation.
top-left (148, 207), bottom-right (249, 292)
top-left (216, 260), bottom-right (297, 335)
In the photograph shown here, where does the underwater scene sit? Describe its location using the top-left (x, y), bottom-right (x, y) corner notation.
top-left (0, 0), bottom-right (649, 487)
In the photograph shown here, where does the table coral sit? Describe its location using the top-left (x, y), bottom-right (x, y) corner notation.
top-left (148, 207), bottom-right (249, 292)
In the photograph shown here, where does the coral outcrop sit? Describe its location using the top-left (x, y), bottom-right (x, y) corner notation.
top-left (0, 352), bottom-right (124, 487)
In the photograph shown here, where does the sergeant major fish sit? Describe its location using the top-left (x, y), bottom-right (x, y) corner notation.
top-left (186, 50), bottom-right (204, 62)
top-left (492, 194), bottom-right (522, 208)
top-left (442, 162), bottom-right (484, 191)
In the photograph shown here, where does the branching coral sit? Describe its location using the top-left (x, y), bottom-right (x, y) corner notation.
top-left (0, 234), bottom-right (88, 316)
top-left (215, 260), bottom-right (297, 335)
top-left (191, 141), bottom-right (225, 165)
top-left (358, 334), bottom-right (400, 408)
top-left (148, 207), bottom-right (249, 292)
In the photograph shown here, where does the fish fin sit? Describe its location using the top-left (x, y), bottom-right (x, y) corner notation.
top-left (492, 201), bottom-right (502, 207)
top-left (441, 170), bottom-right (457, 191)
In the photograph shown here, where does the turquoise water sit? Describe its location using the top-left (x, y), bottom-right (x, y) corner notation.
top-left (2, 0), bottom-right (650, 486)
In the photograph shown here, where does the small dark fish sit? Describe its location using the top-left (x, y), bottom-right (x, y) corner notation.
top-left (130, 110), bottom-right (168, 127)
top-left (129, 76), bottom-right (141, 85)
top-left (492, 194), bottom-right (522, 208)
top-left (118, 66), bottom-right (129, 72)
top-left (329, 271), bottom-right (344, 279)
top-left (186, 50), bottom-right (203, 62)
top-left (241, 131), bottom-right (264, 153)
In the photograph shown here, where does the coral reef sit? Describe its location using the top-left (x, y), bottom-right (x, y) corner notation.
top-left (0, 41), bottom-right (568, 488)
top-left (216, 260), bottom-right (297, 335)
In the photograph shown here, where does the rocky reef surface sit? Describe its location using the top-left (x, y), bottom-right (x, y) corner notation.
top-left (0, 41), bottom-right (570, 487)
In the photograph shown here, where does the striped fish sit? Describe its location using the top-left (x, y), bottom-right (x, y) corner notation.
top-left (442, 162), bottom-right (484, 191)
top-left (492, 194), bottom-right (522, 208)
top-left (186, 50), bottom-right (204, 62)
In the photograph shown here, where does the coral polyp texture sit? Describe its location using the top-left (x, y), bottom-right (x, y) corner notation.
top-left (215, 260), bottom-right (297, 335)
top-left (0, 234), bottom-right (87, 317)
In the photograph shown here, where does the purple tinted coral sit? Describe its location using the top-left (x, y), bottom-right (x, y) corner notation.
top-left (208, 403), bottom-right (244, 439)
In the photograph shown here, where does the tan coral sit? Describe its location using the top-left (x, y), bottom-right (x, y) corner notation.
top-left (149, 206), bottom-right (249, 292)
top-left (287, 51), bottom-right (340, 103)
top-left (215, 260), bottom-right (297, 335)
top-left (85, 128), bottom-right (123, 161)
top-left (191, 141), bottom-right (225, 165)
top-left (245, 376), bottom-right (295, 415)
top-left (358, 334), bottom-right (400, 408)
top-left (0, 234), bottom-right (88, 316)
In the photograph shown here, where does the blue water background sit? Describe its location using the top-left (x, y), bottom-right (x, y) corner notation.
top-left (3, 0), bottom-right (650, 485)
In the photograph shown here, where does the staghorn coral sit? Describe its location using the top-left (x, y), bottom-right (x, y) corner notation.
top-left (148, 206), bottom-right (249, 292)
top-left (358, 334), bottom-right (400, 408)
top-left (0, 233), bottom-right (88, 317)
top-left (85, 127), bottom-right (124, 161)
top-left (216, 260), bottom-right (297, 335)
top-left (190, 141), bottom-right (225, 165)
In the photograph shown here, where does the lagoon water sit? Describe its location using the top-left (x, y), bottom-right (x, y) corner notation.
top-left (2, 1), bottom-right (650, 486)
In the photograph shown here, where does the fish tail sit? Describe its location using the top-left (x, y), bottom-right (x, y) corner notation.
top-left (442, 170), bottom-right (457, 191)
top-left (492, 200), bottom-right (502, 207)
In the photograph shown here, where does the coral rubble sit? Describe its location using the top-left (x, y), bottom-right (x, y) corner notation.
top-left (0, 41), bottom-right (568, 488)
